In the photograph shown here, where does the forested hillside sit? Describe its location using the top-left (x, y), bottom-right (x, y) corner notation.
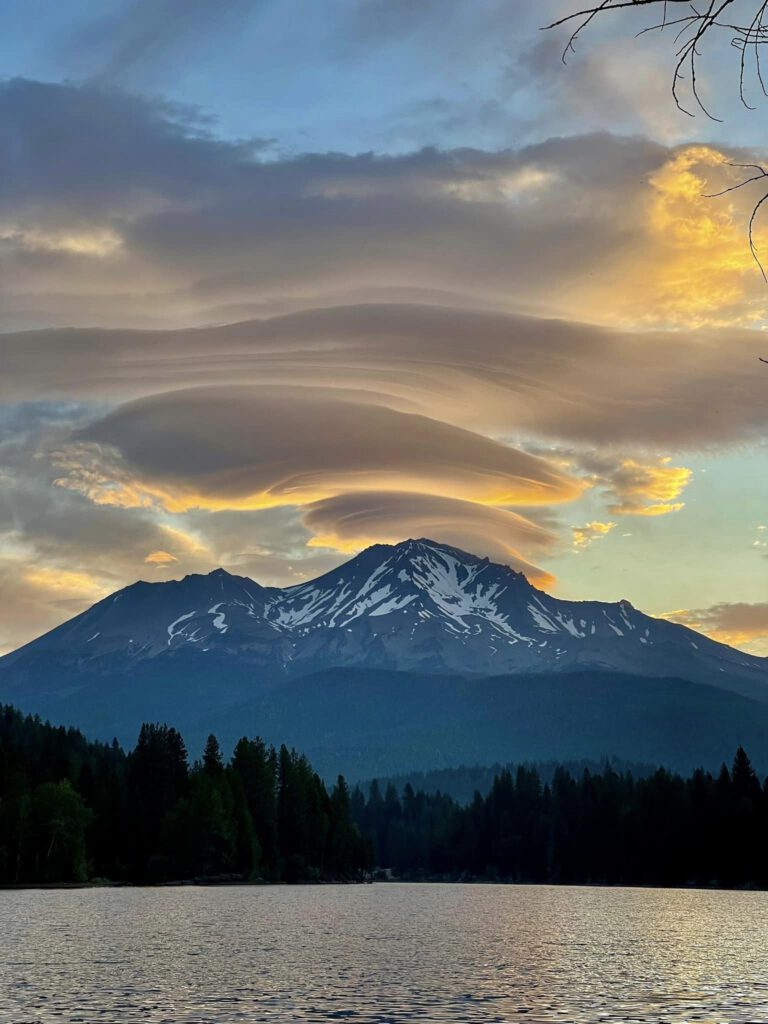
top-left (352, 751), bottom-right (768, 888)
top-left (369, 757), bottom-right (660, 806)
top-left (0, 706), bottom-right (370, 884)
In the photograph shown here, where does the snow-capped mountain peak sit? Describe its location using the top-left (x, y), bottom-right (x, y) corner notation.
top-left (265, 538), bottom-right (523, 635)
top-left (2, 539), bottom-right (766, 698)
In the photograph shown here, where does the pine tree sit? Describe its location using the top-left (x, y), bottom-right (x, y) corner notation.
top-left (203, 734), bottom-right (224, 776)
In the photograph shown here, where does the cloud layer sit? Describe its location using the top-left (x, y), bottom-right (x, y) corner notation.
top-left (3, 304), bottom-right (767, 447)
top-left (5, 77), bottom-right (768, 333)
top-left (65, 384), bottom-right (581, 509)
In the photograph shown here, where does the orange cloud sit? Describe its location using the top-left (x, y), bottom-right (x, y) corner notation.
top-left (22, 566), bottom-right (109, 601)
top-left (644, 147), bottom-right (755, 324)
top-left (559, 144), bottom-right (768, 329)
top-left (572, 521), bottom-right (617, 551)
top-left (143, 550), bottom-right (178, 565)
top-left (664, 603), bottom-right (768, 656)
top-left (606, 458), bottom-right (691, 516)
top-left (54, 387), bottom-right (585, 517)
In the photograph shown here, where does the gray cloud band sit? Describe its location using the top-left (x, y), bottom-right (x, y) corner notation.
top-left (2, 304), bottom-right (766, 446)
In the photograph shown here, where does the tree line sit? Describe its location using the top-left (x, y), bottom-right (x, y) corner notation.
top-left (0, 705), bottom-right (370, 884)
top-left (371, 756), bottom-right (659, 807)
top-left (351, 748), bottom-right (768, 888)
top-left (3, 702), bottom-right (768, 888)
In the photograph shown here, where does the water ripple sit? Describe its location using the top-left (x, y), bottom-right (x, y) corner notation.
top-left (1, 884), bottom-right (767, 1023)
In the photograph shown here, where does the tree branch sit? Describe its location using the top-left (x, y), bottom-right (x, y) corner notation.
top-left (545, 2), bottom-right (768, 282)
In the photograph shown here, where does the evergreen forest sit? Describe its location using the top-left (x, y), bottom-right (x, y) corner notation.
top-left (2, 704), bottom-right (768, 889)
top-left (0, 706), bottom-right (369, 884)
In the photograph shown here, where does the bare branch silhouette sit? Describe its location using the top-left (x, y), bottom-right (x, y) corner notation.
top-left (545, 1), bottom-right (768, 118)
top-left (703, 160), bottom-right (768, 278)
top-left (545, 2), bottom-right (768, 282)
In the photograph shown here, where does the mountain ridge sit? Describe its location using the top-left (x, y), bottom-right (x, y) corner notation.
top-left (2, 537), bottom-right (765, 699)
top-left (2, 537), bottom-right (768, 776)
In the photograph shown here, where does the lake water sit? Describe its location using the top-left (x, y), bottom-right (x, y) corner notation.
top-left (2, 883), bottom-right (768, 1023)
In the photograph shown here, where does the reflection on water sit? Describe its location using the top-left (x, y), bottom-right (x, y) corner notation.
top-left (2, 883), bottom-right (768, 1022)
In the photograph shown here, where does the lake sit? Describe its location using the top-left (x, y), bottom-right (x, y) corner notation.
top-left (2, 883), bottom-right (768, 1022)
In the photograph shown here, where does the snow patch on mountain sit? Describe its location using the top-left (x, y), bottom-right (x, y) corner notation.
top-left (208, 603), bottom-right (229, 634)
top-left (167, 610), bottom-right (197, 645)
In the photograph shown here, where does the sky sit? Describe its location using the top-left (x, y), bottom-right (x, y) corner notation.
top-left (1, 0), bottom-right (766, 657)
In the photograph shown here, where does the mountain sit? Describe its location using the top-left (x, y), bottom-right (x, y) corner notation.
top-left (2, 538), bottom-right (767, 775)
top-left (3, 538), bottom-right (765, 693)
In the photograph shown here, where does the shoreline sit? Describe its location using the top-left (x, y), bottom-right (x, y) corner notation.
top-left (2, 877), bottom-right (765, 893)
